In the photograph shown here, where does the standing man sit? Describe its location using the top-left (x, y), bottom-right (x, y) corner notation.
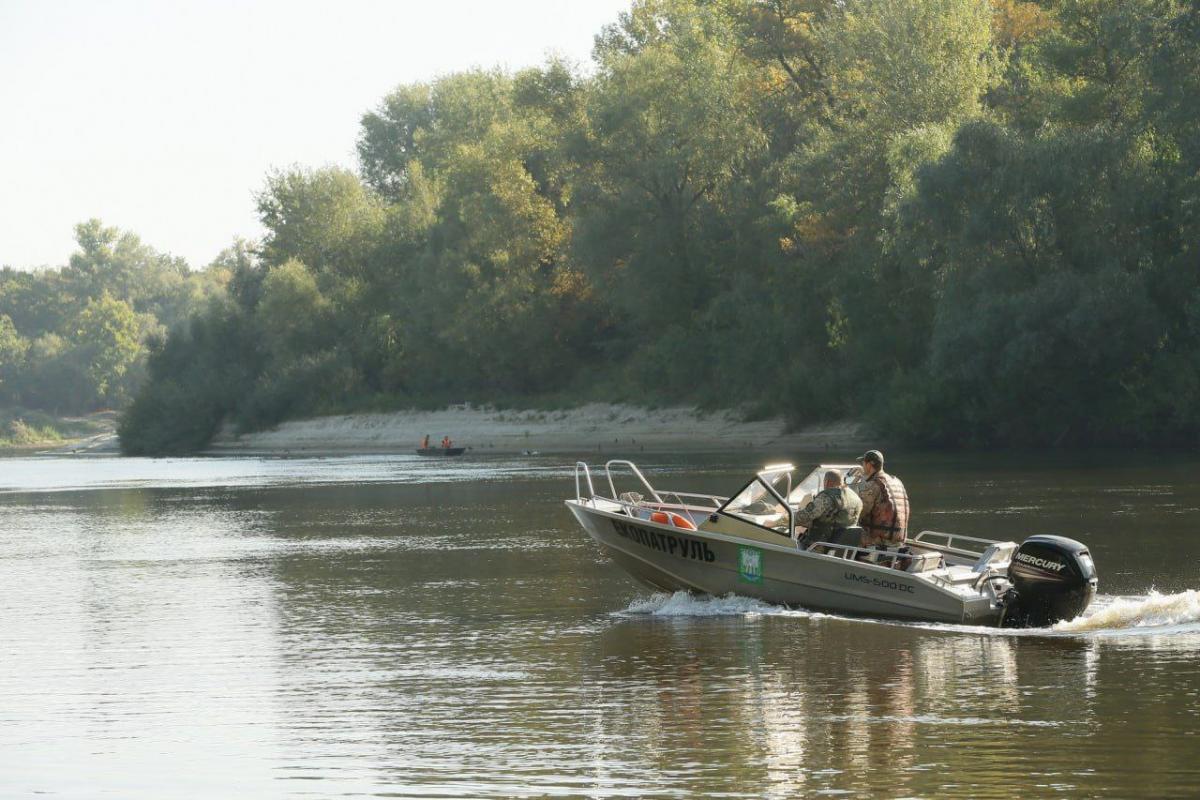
top-left (794, 470), bottom-right (863, 549)
top-left (856, 450), bottom-right (910, 547)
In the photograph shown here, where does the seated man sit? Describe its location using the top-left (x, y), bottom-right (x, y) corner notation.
top-left (794, 470), bottom-right (863, 549)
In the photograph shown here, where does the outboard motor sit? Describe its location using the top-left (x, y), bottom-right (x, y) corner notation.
top-left (1001, 535), bottom-right (1098, 628)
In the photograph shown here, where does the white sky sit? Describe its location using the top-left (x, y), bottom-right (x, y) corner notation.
top-left (0, 0), bottom-right (630, 269)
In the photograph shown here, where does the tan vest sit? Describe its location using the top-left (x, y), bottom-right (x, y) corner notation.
top-left (863, 472), bottom-right (909, 544)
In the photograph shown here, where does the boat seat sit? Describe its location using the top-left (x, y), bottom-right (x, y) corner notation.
top-left (828, 526), bottom-right (865, 547)
top-left (860, 546), bottom-right (943, 573)
top-left (808, 532), bottom-right (943, 573)
top-left (803, 525), bottom-right (862, 554)
top-left (971, 542), bottom-right (1018, 573)
top-left (903, 551), bottom-right (943, 573)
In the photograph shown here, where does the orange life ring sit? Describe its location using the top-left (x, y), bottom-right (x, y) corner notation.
top-left (649, 511), bottom-right (698, 531)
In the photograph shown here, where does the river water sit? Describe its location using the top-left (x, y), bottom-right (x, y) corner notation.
top-left (2, 451), bottom-right (1199, 798)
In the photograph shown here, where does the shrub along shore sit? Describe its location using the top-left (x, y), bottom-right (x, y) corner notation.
top-left (0, 410), bottom-right (116, 453)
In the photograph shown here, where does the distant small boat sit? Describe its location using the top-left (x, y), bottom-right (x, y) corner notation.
top-left (416, 447), bottom-right (465, 457)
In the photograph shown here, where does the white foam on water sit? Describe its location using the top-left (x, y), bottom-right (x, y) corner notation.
top-left (1053, 590), bottom-right (1200, 633)
top-left (621, 590), bottom-right (814, 619)
top-left (617, 589), bottom-right (1200, 638)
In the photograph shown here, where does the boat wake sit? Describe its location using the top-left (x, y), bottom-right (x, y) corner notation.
top-left (1053, 590), bottom-right (1200, 634)
top-left (620, 589), bottom-right (1200, 637)
top-left (623, 591), bottom-right (813, 618)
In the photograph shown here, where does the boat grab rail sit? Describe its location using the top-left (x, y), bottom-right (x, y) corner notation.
top-left (911, 530), bottom-right (1000, 559)
top-left (812, 541), bottom-right (913, 567)
top-left (575, 461), bottom-right (724, 512)
top-left (604, 460), bottom-right (663, 504)
top-left (814, 541), bottom-right (988, 584)
top-left (575, 462), bottom-right (598, 504)
top-left (656, 491), bottom-right (725, 509)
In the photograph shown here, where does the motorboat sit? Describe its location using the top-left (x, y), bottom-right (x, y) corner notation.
top-left (566, 460), bottom-right (1098, 627)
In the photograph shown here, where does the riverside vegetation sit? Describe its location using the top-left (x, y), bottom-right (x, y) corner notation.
top-left (0, 221), bottom-right (226, 445)
top-left (15, 1), bottom-right (1200, 455)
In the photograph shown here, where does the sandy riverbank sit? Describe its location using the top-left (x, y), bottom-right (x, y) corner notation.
top-left (207, 404), bottom-right (869, 457)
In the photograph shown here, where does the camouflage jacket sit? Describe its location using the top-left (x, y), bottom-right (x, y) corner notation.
top-left (795, 486), bottom-right (862, 531)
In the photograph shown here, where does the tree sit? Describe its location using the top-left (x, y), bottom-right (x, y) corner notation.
top-left (66, 219), bottom-right (193, 325)
top-left (257, 258), bottom-right (331, 360)
top-left (256, 167), bottom-right (386, 279)
top-left (581, 2), bottom-right (766, 342)
top-left (71, 293), bottom-right (147, 407)
top-left (358, 70), bottom-right (515, 198)
top-left (795, 0), bottom-right (997, 230)
top-left (725, 0), bottom-right (838, 117)
top-left (0, 315), bottom-right (29, 403)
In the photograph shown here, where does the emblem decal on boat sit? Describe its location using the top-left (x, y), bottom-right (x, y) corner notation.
top-left (611, 519), bottom-right (716, 562)
top-left (738, 546), bottom-right (763, 584)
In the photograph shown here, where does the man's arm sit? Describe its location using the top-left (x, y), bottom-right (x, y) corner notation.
top-left (857, 480), bottom-right (878, 523)
top-left (794, 493), bottom-right (832, 528)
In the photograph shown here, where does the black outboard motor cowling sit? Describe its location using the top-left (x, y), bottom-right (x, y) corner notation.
top-left (1001, 535), bottom-right (1098, 628)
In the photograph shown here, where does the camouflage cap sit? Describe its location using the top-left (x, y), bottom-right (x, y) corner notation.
top-left (857, 450), bottom-right (884, 468)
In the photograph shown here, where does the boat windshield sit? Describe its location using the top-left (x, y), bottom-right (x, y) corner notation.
top-left (722, 476), bottom-right (790, 533)
top-left (787, 464), bottom-right (864, 506)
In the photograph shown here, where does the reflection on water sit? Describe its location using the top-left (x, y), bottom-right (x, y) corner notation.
top-left (613, 592), bottom-right (1200, 798)
top-left (1, 452), bottom-right (1200, 797)
top-left (0, 454), bottom-right (567, 493)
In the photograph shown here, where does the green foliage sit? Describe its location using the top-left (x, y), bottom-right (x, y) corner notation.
top-left (240, 351), bottom-right (360, 429)
top-left (0, 408), bottom-right (107, 448)
top-left (121, 0), bottom-right (1200, 453)
top-left (118, 377), bottom-right (227, 456)
top-left (72, 293), bottom-right (146, 406)
top-left (0, 315), bottom-right (30, 397)
top-left (1, 222), bottom-right (223, 416)
top-left (1, 418), bottom-right (61, 446)
top-left (65, 219), bottom-right (203, 327)
top-left (118, 299), bottom-right (257, 455)
top-left (256, 168), bottom-right (387, 277)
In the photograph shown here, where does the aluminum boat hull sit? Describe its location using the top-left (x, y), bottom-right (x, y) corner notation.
top-left (568, 500), bottom-right (1001, 626)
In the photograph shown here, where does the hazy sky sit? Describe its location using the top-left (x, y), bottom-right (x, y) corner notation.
top-left (0, 0), bottom-right (630, 269)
